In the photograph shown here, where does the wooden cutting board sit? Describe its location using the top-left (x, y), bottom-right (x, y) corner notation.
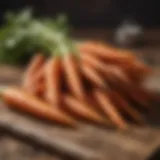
top-left (0, 103), bottom-right (160, 160)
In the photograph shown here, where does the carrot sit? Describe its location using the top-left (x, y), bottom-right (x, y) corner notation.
top-left (93, 89), bottom-right (128, 129)
top-left (1, 87), bottom-right (76, 127)
top-left (34, 82), bottom-right (45, 96)
top-left (32, 65), bottom-right (45, 84)
top-left (136, 87), bottom-right (158, 102)
top-left (117, 78), bottom-right (150, 109)
top-left (44, 57), bottom-right (62, 106)
top-left (110, 79), bottom-right (150, 109)
top-left (131, 60), bottom-right (151, 74)
top-left (30, 61), bottom-right (48, 95)
top-left (80, 43), bottom-right (150, 83)
top-left (109, 90), bottom-right (145, 124)
top-left (79, 41), bottom-right (134, 63)
top-left (118, 60), bottom-right (151, 83)
top-left (81, 53), bottom-right (129, 83)
top-left (81, 62), bottom-right (107, 88)
top-left (28, 69), bottom-right (45, 96)
top-left (63, 94), bottom-right (111, 126)
top-left (63, 54), bottom-right (85, 100)
top-left (23, 54), bottom-right (45, 92)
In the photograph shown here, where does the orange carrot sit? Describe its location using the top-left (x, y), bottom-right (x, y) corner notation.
top-left (136, 87), bottom-right (158, 102)
top-left (30, 62), bottom-right (46, 95)
top-left (81, 53), bottom-right (129, 83)
top-left (63, 94), bottom-right (111, 126)
top-left (118, 60), bottom-right (151, 83)
top-left (111, 79), bottom-right (150, 109)
top-left (93, 89), bottom-right (128, 129)
top-left (109, 90), bottom-right (145, 124)
top-left (80, 44), bottom-right (150, 84)
top-left (32, 65), bottom-right (45, 84)
top-left (63, 54), bottom-right (85, 100)
top-left (1, 87), bottom-right (76, 127)
top-left (44, 57), bottom-right (62, 106)
top-left (34, 82), bottom-right (45, 97)
top-left (81, 62), bottom-right (107, 88)
top-left (23, 54), bottom-right (45, 91)
top-left (79, 41), bottom-right (134, 63)
top-left (113, 78), bottom-right (150, 109)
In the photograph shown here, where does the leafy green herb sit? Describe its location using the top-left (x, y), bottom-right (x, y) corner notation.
top-left (0, 8), bottom-right (76, 65)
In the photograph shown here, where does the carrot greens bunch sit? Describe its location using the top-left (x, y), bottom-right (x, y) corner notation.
top-left (0, 8), bottom-right (76, 64)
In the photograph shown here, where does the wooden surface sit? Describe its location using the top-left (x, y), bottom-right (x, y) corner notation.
top-left (0, 30), bottom-right (160, 160)
top-left (0, 104), bottom-right (160, 160)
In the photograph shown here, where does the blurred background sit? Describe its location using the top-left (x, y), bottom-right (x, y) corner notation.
top-left (0, 0), bottom-right (160, 28)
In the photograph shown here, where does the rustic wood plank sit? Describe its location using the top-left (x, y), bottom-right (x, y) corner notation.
top-left (0, 103), bottom-right (159, 160)
top-left (0, 135), bottom-right (61, 160)
top-left (0, 105), bottom-right (101, 160)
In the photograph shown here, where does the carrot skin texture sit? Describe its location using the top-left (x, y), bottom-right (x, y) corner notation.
top-left (111, 79), bottom-right (150, 109)
top-left (63, 94), bottom-right (111, 125)
top-left (81, 62), bottom-right (107, 88)
top-left (44, 57), bottom-right (61, 106)
top-left (2, 87), bottom-right (76, 127)
top-left (23, 54), bottom-right (45, 93)
top-left (79, 41), bottom-right (134, 63)
top-left (109, 90), bottom-right (145, 124)
top-left (63, 55), bottom-right (85, 100)
top-left (81, 53), bottom-right (129, 83)
top-left (32, 65), bottom-right (45, 84)
top-left (93, 90), bottom-right (128, 129)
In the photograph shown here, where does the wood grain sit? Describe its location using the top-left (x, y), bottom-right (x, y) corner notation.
top-left (0, 102), bottom-right (160, 160)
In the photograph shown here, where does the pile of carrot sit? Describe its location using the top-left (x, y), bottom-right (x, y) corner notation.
top-left (1, 41), bottom-right (156, 129)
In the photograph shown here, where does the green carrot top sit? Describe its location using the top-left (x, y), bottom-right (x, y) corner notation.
top-left (0, 8), bottom-right (78, 65)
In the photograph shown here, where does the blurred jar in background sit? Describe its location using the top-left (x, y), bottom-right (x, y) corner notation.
top-left (114, 18), bottom-right (143, 48)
